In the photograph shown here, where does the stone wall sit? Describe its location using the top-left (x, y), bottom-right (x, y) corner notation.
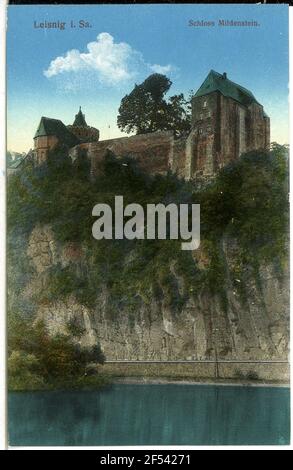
top-left (190, 91), bottom-right (219, 177)
top-left (219, 95), bottom-right (239, 167)
top-left (67, 124), bottom-right (100, 143)
top-left (189, 92), bottom-right (270, 179)
top-left (247, 102), bottom-right (270, 151)
top-left (34, 135), bottom-right (59, 164)
top-left (171, 136), bottom-right (188, 178)
top-left (84, 131), bottom-right (174, 177)
top-left (68, 92), bottom-right (270, 181)
top-left (99, 361), bottom-right (289, 383)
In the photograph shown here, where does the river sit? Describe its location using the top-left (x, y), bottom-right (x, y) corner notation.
top-left (8, 383), bottom-right (290, 446)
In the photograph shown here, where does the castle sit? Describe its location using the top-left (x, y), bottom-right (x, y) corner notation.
top-left (34, 70), bottom-right (270, 179)
top-left (34, 107), bottom-right (99, 164)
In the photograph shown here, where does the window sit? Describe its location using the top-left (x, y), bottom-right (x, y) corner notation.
top-left (203, 101), bottom-right (207, 108)
top-left (199, 128), bottom-right (203, 134)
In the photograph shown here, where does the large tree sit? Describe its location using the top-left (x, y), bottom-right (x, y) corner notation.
top-left (117, 74), bottom-right (191, 137)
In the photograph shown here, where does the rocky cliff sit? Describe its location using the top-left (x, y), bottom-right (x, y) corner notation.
top-left (8, 145), bottom-right (289, 371)
top-left (11, 222), bottom-right (286, 362)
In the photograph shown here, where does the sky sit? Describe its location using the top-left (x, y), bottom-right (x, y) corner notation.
top-left (7, 4), bottom-right (289, 153)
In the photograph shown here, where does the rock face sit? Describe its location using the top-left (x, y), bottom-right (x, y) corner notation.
top-left (21, 224), bottom-right (289, 363)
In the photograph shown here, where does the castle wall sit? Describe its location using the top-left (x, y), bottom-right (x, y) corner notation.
top-left (71, 131), bottom-right (175, 178)
top-left (67, 125), bottom-right (100, 143)
top-left (171, 136), bottom-right (188, 178)
top-left (238, 107), bottom-right (246, 156)
top-left (37, 82), bottom-right (270, 179)
top-left (189, 93), bottom-right (270, 179)
top-left (189, 91), bottom-right (219, 178)
top-left (265, 117), bottom-right (270, 148)
top-left (34, 135), bottom-right (59, 164)
top-left (219, 95), bottom-right (240, 167)
top-left (247, 103), bottom-right (270, 151)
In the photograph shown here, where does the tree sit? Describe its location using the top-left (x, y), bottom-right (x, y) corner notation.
top-left (8, 351), bottom-right (45, 391)
top-left (117, 74), bottom-right (191, 137)
top-left (73, 147), bottom-right (91, 180)
top-left (8, 315), bottom-right (105, 388)
top-left (166, 94), bottom-right (191, 137)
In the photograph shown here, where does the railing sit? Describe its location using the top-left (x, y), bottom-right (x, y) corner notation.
top-left (105, 360), bottom-right (289, 364)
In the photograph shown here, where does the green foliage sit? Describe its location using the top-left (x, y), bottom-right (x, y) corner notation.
top-left (117, 73), bottom-right (191, 137)
top-left (7, 143), bottom-right (289, 376)
top-left (196, 145), bottom-right (289, 265)
top-left (8, 351), bottom-right (45, 391)
top-left (66, 318), bottom-right (87, 338)
top-left (8, 314), bottom-right (105, 391)
top-left (246, 371), bottom-right (260, 381)
top-left (38, 265), bottom-right (84, 303)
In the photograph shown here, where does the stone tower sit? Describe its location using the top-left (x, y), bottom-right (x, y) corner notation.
top-left (186, 70), bottom-right (270, 179)
top-left (34, 108), bottom-right (100, 164)
top-left (34, 117), bottom-right (80, 164)
top-left (67, 107), bottom-right (100, 143)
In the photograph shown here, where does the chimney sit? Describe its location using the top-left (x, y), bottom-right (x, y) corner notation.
top-left (223, 72), bottom-right (227, 79)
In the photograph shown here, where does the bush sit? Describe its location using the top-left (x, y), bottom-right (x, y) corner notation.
top-left (8, 351), bottom-right (45, 391)
top-left (7, 315), bottom-right (105, 390)
top-left (246, 371), bottom-right (260, 381)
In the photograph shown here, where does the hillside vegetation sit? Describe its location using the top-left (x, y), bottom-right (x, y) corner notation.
top-left (7, 143), bottom-right (289, 389)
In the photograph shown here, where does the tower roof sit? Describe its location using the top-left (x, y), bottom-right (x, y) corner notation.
top-left (73, 106), bottom-right (88, 127)
top-left (34, 117), bottom-right (80, 147)
top-left (194, 70), bottom-right (259, 106)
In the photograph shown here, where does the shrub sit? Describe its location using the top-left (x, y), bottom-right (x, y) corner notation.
top-left (8, 351), bottom-right (45, 391)
top-left (8, 315), bottom-right (105, 390)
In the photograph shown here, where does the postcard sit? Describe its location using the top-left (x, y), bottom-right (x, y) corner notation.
top-left (6, 3), bottom-right (290, 447)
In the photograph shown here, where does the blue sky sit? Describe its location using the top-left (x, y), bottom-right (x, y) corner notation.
top-left (7, 4), bottom-right (289, 152)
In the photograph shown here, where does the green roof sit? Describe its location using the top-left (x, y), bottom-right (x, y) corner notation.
top-left (34, 117), bottom-right (80, 148)
top-left (194, 70), bottom-right (259, 106)
top-left (73, 107), bottom-right (88, 127)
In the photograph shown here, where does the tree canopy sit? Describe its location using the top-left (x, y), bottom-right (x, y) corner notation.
top-left (117, 73), bottom-right (191, 137)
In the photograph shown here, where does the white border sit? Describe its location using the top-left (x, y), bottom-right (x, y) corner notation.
top-left (289, 4), bottom-right (292, 453)
top-left (0, 0), bottom-right (7, 452)
top-left (0, 3), bottom-right (292, 451)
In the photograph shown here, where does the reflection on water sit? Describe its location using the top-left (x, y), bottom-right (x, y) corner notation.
top-left (8, 384), bottom-right (290, 446)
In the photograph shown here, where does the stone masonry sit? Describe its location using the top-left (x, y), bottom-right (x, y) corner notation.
top-left (34, 70), bottom-right (270, 179)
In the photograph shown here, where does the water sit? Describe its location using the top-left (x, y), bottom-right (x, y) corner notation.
top-left (8, 384), bottom-right (290, 446)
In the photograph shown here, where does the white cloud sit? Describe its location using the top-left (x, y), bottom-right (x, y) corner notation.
top-left (149, 64), bottom-right (174, 74)
top-left (44, 32), bottom-right (176, 85)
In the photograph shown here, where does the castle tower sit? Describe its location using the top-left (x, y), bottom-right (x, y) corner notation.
top-left (67, 107), bottom-right (100, 143)
top-left (33, 116), bottom-right (80, 164)
top-left (33, 108), bottom-right (100, 164)
top-left (73, 106), bottom-right (88, 127)
top-left (186, 70), bottom-right (270, 179)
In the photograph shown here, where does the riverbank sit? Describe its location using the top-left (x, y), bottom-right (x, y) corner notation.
top-left (98, 361), bottom-right (290, 384)
top-left (8, 375), bottom-right (289, 392)
top-left (112, 377), bottom-right (290, 387)
top-left (8, 374), bottom-right (111, 392)
top-left (8, 361), bottom-right (290, 392)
